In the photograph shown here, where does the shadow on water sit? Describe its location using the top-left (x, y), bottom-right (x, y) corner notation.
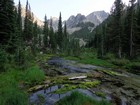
top-left (29, 85), bottom-right (129, 105)
top-left (29, 85), bottom-right (102, 105)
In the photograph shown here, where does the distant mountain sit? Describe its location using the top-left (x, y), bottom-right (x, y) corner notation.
top-left (48, 17), bottom-right (59, 31)
top-left (46, 11), bottom-right (109, 34)
top-left (66, 14), bottom-right (86, 28)
top-left (66, 11), bottom-right (109, 34)
top-left (16, 5), bottom-right (44, 27)
top-left (86, 11), bottom-right (109, 26)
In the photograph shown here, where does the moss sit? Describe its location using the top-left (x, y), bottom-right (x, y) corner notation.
top-left (95, 92), bottom-right (106, 98)
top-left (98, 69), bottom-right (121, 76)
top-left (80, 81), bottom-right (101, 88)
top-left (53, 85), bottom-right (77, 94)
top-left (50, 76), bottom-right (69, 85)
top-left (28, 85), bottom-right (45, 92)
top-left (53, 80), bottom-right (101, 94)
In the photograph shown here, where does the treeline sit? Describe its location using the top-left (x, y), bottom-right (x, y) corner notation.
top-left (91, 0), bottom-right (140, 59)
top-left (0, 0), bottom-right (81, 71)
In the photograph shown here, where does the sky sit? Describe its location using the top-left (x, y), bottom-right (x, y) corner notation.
top-left (14, 0), bottom-right (130, 21)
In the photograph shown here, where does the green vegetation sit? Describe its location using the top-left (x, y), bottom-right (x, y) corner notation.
top-left (64, 49), bottom-right (116, 68)
top-left (0, 70), bottom-right (28, 105)
top-left (53, 85), bottom-right (77, 94)
top-left (52, 80), bottom-right (101, 94)
top-left (64, 48), bottom-right (140, 74)
top-left (98, 69), bottom-right (121, 76)
top-left (0, 0), bottom-right (140, 104)
top-left (80, 81), bottom-right (101, 88)
top-left (95, 92), bottom-right (106, 98)
top-left (56, 91), bottom-right (111, 105)
top-left (24, 66), bottom-right (45, 86)
top-left (0, 65), bottom-right (46, 105)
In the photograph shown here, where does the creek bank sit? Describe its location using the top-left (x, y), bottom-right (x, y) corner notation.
top-left (29, 57), bottom-right (140, 105)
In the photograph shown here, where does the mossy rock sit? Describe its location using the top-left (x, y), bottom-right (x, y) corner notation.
top-left (80, 81), bottom-right (101, 88)
top-left (95, 92), bottom-right (106, 98)
top-left (98, 69), bottom-right (121, 76)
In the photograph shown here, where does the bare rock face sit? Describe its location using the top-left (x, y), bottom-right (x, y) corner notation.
top-left (86, 10), bottom-right (109, 26)
top-left (16, 5), bottom-right (44, 27)
top-left (66, 14), bottom-right (86, 28)
top-left (66, 11), bottom-right (109, 34)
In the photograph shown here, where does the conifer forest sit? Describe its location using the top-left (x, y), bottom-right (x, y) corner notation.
top-left (0, 0), bottom-right (140, 105)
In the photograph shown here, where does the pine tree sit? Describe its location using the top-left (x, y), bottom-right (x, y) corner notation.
top-left (43, 15), bottom-right (49, 48)
top-left (110, 0), bottom-right (124, 58)
top-left (23, 0), bottom-right (33, 43)
top-left (57, 12), bottom-right (63, 49)
top-left (15, 0), bottom-right (24, 66)
top-left (129, 0), bottom-right (136, 58)
top-left (135, 3), bottom-right (140, 56)
top-left (49, 18), bottom-right (56, 53)
top-left (63, 22), bottom-right (68, 52)
top-left (0, 0), bottom-right (16, 53)
top-left (17, 0), bottom-right (22, 38)
top-left (32, 21), bottom-right (38, 55)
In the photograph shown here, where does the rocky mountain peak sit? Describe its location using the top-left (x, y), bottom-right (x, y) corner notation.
top-left (66, 10), bottom-right (109, 34)
top-left (66, 13), bottom-right (86, 28)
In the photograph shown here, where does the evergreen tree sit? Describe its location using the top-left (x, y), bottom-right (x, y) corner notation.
top-left (17, 0), bottom-right (22, 38)
top-left (129, 0), bottom-right (136, 58)
top-left (0, 0), bottom-right (16, 52)
top-left (63, 22), bottom-right (68, 52)
top-left (23, 0), bottom-right (33, 43)
top-left (135, 3), bottom-right (140, 56)
top-left (15, 0), bottom-right (24, 66)
top-left (43, 15), bottom-right (49, 48)
top-left (32, 21), bottom-right (38, 55)
top-left (49, 18), bottom-right (56, 53)
top-left (110, 0), bottom-right (124, 58)
top-left (57, 12), bottom-right (63, 49)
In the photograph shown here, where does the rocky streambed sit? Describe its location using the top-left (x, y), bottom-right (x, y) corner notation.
top-left (29, 57), bottom-right (140, 105)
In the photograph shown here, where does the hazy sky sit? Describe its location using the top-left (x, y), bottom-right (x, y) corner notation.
top-left (14, 0), bottom-right (130, 21)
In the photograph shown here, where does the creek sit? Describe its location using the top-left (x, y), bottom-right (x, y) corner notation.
top-left (30, 57), bottom-right (140, 105)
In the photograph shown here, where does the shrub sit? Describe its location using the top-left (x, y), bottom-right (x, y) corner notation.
top-left (103, 53), bottom-right (115, 60)
top-left (0, 49), bottom-right (8, 72)
top-left (24, 66), bottom-right (45, 85)
top-left (111, 59), bottom-right (129, 66)
top-left (130, 62), bottom-right (140, 70)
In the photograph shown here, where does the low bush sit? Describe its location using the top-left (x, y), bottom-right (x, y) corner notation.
top-left (129, 62), bottom-right (140, 70)
top-left (103, 53), bottom-right (115, 60)
top-left (111, 59), bottom-right (130, 67)
top-left (0, 49), bottom-right (8, 72)
top-left (24, 66), bottom-right (45, 85)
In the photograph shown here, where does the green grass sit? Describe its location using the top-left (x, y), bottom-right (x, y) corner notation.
top-left (24, 66), bottom-right (45, 86)
top-left (64, 49), bottom-right (116, 68)
top-left (0, 65), bottom-right (46, 105)
top-left (64, 49), bottom-right (140, 74)
top-left (56, 91), bottom-right (112, 105)
top-left (0, 70), bottom-right (28, 105)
